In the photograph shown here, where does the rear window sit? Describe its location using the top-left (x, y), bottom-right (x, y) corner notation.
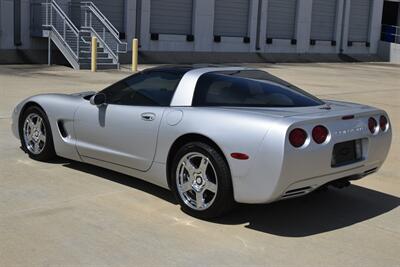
top-left (192, 70), bottom-right (324, 107)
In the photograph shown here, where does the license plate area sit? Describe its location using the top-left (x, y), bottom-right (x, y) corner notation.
top-left (331, 139), bottom-right (363, 167)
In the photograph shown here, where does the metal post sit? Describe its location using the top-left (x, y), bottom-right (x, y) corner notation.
top-left (77, 33), bottom-right (80, 59)
top-left (91, 36), bottom-right (97, 72)
top-left (131, 38), bottom-right (138, 72)
top-left (48, 36), bottom-right (51, 66)
top-left (84, 10), bottom-right (87, 27)
top-left (45, 3), bottom-right (48, 26)
top-left (50, 3), bottom-right (53, 26)
top-left (63, 20), bottom-right (66, 39)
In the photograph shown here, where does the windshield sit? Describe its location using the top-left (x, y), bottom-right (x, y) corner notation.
top-left (192, 70), bottom-right (324, 107)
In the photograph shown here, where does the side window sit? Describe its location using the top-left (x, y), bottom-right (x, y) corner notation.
top-left (101, 71), bottom-right (184, 106)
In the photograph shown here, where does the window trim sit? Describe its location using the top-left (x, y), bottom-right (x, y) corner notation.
top-left (99, 70), bottom-right (186, 107)
top-left (191, 71), bottom-right (325, 108)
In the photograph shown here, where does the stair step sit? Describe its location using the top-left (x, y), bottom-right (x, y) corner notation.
top-left (79, 51), bottom-right (109, 58)
top-left (80, 63), bottom-right (118, 70)
top-left (80, 47), bottom-right (105, 53)
top-left (80, 31), bottom-right (92, 37)
top-left (81, 36), bottom-right (92, 42)
top-left (80, 42), bottom-right (100, 47)
top-left (79, 58), bottom-right (114, 64)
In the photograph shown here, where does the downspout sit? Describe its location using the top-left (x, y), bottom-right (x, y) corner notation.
top-left (255, 0), bottom-right (262, 50)
top-left (0, 0), bottom-right (2, 48)
top-left (339, 0), bottom-right (347, 54)
top-left (14, 0), bottom-right (22, 46)
top-left (135, 0), bottom-right (142, 41)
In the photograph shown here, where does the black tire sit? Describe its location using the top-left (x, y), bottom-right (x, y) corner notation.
top-left (170, 142), bottom-right (234, 219)
top-left (19, 105), bottom-right (56, 162)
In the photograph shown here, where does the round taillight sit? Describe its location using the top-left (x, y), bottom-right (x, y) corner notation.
top-left (312, 125), bottom-right (329, 144)
top-left (379, 115), bottom-right (388, 131)
top-left (368, 117), bottom-right (377, 134)
top-left (289, 128), bottom-right (307, 148)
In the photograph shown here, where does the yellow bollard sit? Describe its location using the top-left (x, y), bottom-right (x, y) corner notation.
top-left (91, 36), bottom-right (97, 72)
top-left (132, 38), bottom-right (139, 72)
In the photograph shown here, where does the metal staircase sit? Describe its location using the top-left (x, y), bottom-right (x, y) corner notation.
top-left (42, 0), bottom-right (127, 70)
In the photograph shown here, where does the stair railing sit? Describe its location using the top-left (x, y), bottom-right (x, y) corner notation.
top-left (81, 1), bottom-right (127, 65)
top-left (42, 0), bottom-right (80, 60)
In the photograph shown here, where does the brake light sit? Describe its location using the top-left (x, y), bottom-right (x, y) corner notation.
top-left (368, 117), bottom-right (377, 134)
top-left (379, 115), bottom-right (388, 131)
top-left (289, 128), bottom-right (307, 148)
top-left (312, 125), bottom-right (329, 144)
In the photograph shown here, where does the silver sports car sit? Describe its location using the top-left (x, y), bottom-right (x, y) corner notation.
top-left (12, 66), bottom-right (392, 218)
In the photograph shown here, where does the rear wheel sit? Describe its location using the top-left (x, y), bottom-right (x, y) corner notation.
top-left (20, 106), bottom-right (56, 161)
top-left (171, 142), bottom-right (234, 219)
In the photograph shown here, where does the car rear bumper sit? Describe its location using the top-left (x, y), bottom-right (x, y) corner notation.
top-left (279, 161), bottom-right (381, 200)
top-left (232, 108), bottom-right (392, 204)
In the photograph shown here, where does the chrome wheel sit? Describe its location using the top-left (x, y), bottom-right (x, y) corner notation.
top-left (176, 152), bottom-right (218, 211)
top-left (23, 113), bottom-right (46, 155)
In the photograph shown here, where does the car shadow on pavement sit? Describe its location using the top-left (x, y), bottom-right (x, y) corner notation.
top-left (62, 160), bottom-right (178, 205)
top-left (213, 185), bottom-right (400, 237)
top-left (61, 159), bottom-right (399, 237)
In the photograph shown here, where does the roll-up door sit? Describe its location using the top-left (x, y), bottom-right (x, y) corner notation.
top-left (214, 0), bottom-right (250, 37)
top-left (266, 0), bottom-right (297, 39)
top-left (311, 0), bottom-right (338, 41)
top-left (348, 0), bottom-right (371, 42)
top-left (91, 0), bottom-right (125, 33)
top-left (150, 0), bottom-right (193, 35)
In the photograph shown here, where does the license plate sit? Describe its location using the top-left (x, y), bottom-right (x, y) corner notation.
top-left (331, 139), bottom-right (363, 167)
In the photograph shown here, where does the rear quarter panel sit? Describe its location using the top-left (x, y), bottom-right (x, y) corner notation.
top-left (155, 107), bottom-right (278, 180)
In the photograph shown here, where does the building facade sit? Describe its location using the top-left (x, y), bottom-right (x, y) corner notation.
top-left (0, 0), bottom-right (397, 64)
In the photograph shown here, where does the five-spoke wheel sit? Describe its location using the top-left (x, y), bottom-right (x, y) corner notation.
top-left (23, 113), bottom-right (47, 155)
top-left (171, 142), bottom-right (234, 218)
top-left (20, 106), bottom-right (56, 161)
top-left (176, 152), bottom-right (218, 210)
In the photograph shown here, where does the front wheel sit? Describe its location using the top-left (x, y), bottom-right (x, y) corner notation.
top-left (20, 106), bottom-right (56, 161)
top-left (171, 142), bottom-right (234, 219)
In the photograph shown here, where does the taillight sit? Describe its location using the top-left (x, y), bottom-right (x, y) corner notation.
top-left (379, 115), bottom-right (388, 131)
top-left (289, 128), bottom-right (307, 148)
top-left (312, 125), bottom-right (329, 144)
top-left (368, 117), bottom-right (377, 134)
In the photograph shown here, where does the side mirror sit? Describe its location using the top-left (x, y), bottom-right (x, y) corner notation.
top-left (90, 93), bottom-right (106, 106)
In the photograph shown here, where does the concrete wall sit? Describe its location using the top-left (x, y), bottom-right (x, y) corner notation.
top-left (0, 0), bottom-right (71, 50)
top-left (378, 40), bottom-right (400, 63)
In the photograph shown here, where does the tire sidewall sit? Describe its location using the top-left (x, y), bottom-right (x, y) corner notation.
top-left (170, 142), bottom-right (234, 219)
top-left (20, 106), bottom-right (56, 161)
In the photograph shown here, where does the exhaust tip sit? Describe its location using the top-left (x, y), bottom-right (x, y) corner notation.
top-left (330, 179), bottom-right (351, 189)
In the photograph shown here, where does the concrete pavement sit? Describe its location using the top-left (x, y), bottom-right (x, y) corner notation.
top-left (0, 63), bottom-right (399, 266)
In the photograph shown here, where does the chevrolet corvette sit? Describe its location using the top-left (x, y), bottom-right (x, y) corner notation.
top-left (12, 66), bottom-right (392, 218)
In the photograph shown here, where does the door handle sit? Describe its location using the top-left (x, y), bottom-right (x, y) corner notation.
top-left (141, 112), bottom-right (156, 121)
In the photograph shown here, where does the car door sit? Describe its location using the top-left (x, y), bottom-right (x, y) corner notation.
top-left (74, 70), bottom-right (184, 171)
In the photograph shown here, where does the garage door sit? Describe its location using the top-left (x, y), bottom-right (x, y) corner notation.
top-left (266, 0), bottom-right (297, 39)
top-left (311, 0), bottom-right (338, 41)
top-left (150, 0), bottom-right (193, 35)
top-left (348, 0), bottom-right (371, 42)
top-left (214, 0), bottom-right (250, 37)
top-left (90, 0), bottom-right (125, 33)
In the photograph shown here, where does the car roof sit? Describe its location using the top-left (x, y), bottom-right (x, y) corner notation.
top-left (145, 64), bottom-right (249, 73)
